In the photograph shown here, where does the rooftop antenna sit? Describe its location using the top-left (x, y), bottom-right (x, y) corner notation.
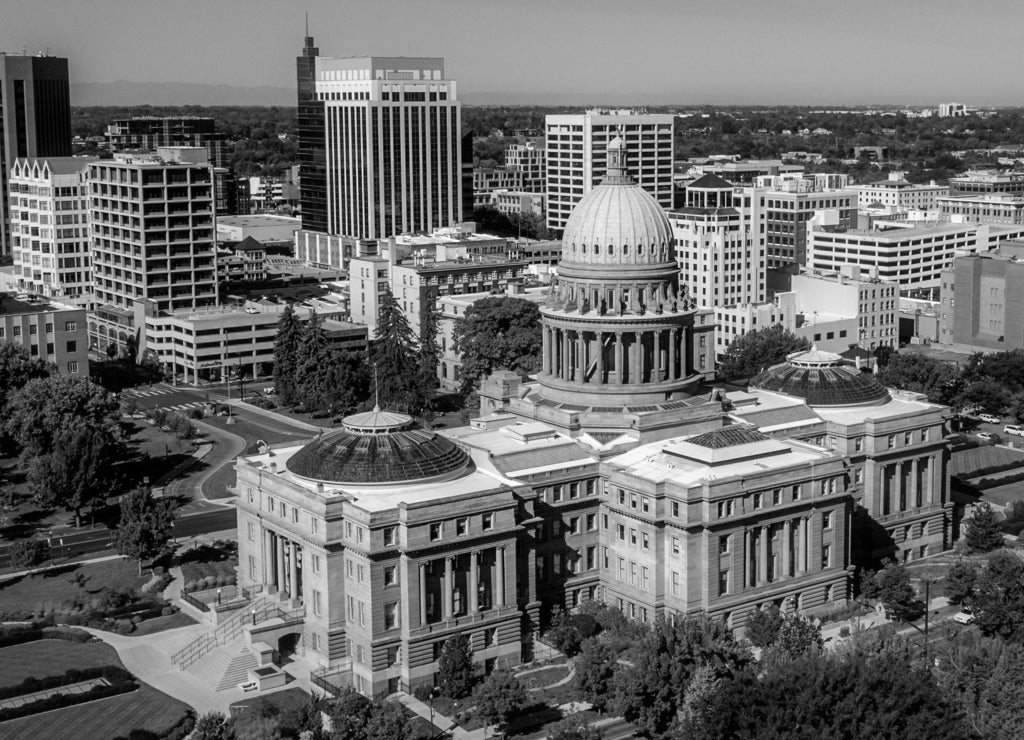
top-left (305, 11), bottom-right (309, 38)
top-left (373, 362), bottom-right (380, 411)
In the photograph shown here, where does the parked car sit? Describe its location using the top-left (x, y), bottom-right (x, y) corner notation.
top-left (979, 414), bottom-right (1001, 424)
top-left (977, 432), bottom-right (996, 441)
top-left (1004, 424), bottom-right (1024, 437)
top-left (953, 607), bottom-right (975, 625)
top-left (263, 386), bottom-right (276, 395)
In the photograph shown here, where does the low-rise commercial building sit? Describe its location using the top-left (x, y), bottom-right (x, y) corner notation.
top-left (938, 192), bottom-right (1024, 225)
top-left (217, 214), bottom-right (301, 245)
top-left (0, 292), bottom-right (88, 375)
top-left (948, 170), bottom-right (1024, 197)
top-left (853, 172), bottom-right (948, 212)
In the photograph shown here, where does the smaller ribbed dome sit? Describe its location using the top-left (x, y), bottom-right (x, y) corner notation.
top-left (285, 408), bottom-right (471, 485)
top-left (750, 348), bottom-right (891, 407)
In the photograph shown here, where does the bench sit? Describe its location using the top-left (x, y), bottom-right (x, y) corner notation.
top-left (238, 681), bottom-right (258, 693)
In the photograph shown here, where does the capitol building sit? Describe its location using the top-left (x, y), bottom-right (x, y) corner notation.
top-left (233, 139), bottom-right (951, 696)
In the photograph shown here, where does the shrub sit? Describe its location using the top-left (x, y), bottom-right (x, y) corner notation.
top-left (112, 618), bottom-right (135, 635)
top-left (0, 671), bottom-right (138, 721)
top-left (839, 626), bottom-right (851, 638)
top-left (153, 565), bottom-right (165, 576)
top-left (190, 408), bottom-right (204, 420)
top-left (184, 580), bottom-right (197, 593)
top-left (161, 605), bottom-right (177, 617)
top-left (160, 711), bottom-right (197, 740)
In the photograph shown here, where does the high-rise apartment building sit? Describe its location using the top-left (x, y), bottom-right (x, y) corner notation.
top-left (104, 117), bottom-right (228, 167)
top-left (0, 54), bottom-right (72, 256)
top-left (9, 156), bottom-right (97, 305)
top-left (88, 147), bottom-right (217, 350)
top-left (296, 34), bottom-right (327, 234)
top-left (545, 110), bottom-right (674, 232)
top-left (312, 55), bottom-right (462, 240)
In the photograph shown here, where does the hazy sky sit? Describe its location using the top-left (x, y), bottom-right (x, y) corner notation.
top-left (3, 0), bottom-right (1022, 104)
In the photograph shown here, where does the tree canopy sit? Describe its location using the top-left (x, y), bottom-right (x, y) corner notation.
top-left (860, 559), bottom-right (923, 622)
top-left (972, 550), bottom-right (1024, 643)
top-left (963, 501), bottom-right (1005, 554)
top-left (272, 303), bottom-right (304, 406)
top-left (717, 324), bottom-right (810, 381)
top-left (114, 486), bottom-right (177, 574)
top-left (472, 669), bottom-right (527, 736)
top-left (452, 295), bottom-right (542, 396)
top-left (876, 352), bottom-right (962, 405)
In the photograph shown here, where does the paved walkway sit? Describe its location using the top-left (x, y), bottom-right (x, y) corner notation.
top-left (230, 400), bottom-right (330, 432)
top-left (0, 678), bottom-right (110, 709)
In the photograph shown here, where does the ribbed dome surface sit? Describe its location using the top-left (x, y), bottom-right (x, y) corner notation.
top-left (287, 427), bottom-right (470, 484)
top-left (750, 349), bottom-right (891, 407)
top-left (561, 183), bottom-right (673, 266)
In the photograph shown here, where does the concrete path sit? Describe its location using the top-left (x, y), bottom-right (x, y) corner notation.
top-left (230, 400), bottom-right (330, 432)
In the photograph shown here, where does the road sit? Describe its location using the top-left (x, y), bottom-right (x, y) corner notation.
top-left (0, 506), bottom-right (237, 568)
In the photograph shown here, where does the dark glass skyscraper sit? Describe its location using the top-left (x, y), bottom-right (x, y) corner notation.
top-left (0, 54), bottom-right (72, 256)
top-left (297, 35), bottom-right (327, 234)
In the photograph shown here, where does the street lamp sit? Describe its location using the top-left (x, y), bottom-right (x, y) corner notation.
top-left (429, 686), bottom-right (441, 731)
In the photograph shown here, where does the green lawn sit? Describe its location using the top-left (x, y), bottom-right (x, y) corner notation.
top-left (0, 558), bottom-right (148, 618)
top-left (0, 640), bottom-right (118, 688)
top-left (131, 611), bottom-right (198, 636)
top-left (0, 683), bottom-right (191, 740)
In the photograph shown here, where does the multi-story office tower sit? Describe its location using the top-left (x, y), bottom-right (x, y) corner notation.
top-left (0, 53), bottom-right (72, 256)
top-left (9, 156), bottom-right (97, 305)
top-left (671, 174), bottom-right (767, 309)
top-left (763, 179), bottom-right (858, 268)
top-left (104, 117), bottom-right (228, 167)
top-left (313, 55), bottom-right (462, 240)
top-left (505, 140), bottom-right (545, 193)
top-left (939, 240), bottom-right (1024, 353)
top-left (88, 147), bottom-right (217, 348)
top-left (297, 34), bottom-right (327, 233)
top-left (545, 110), bottom-right (674, 232)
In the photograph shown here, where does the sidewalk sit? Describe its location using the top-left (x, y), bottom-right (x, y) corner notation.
top-left (229, 400), bottom-right (330, 432)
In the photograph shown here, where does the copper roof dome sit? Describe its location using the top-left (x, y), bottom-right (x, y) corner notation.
top-left (749, 348), bottom-right (891, 407)
top-left (286, 407), bottom-right (471, 485)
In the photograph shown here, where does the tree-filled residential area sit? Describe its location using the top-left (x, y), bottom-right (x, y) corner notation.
top-left (8, 1), bottom-right (1024, 738)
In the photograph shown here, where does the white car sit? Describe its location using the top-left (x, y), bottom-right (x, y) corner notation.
top-left (1004, 424), bottom-right (1024, 437)
top-left (953, 608), bottom-right (975, 625)
top-left (978, 414), bottom-right (1001, 424)
top-left (977, 432), bottom-right (996, 441)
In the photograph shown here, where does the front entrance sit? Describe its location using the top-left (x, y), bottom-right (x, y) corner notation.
top-left (278, 632), bottom-right (301, 660)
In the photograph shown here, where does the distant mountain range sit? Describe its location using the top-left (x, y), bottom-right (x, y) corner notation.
top-left (71, 81), bottom-right (296, 107)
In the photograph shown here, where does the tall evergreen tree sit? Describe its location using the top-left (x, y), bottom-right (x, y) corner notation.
top-left (370, 288), bottom-right (418, 411)
top-left (272, 303), bottom-right (304, 406)
top-left (295, 310), bottom-right (335, 411)
top-left (964, 500), bottom-right (1005, 554)
top-left (415, 302), bottom-right (441, 419)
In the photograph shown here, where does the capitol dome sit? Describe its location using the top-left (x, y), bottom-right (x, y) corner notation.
top-left (749, 348), bottom-right (891, 407)
top-left (560, 137), bottom-right (674, 268)
top-left (286, 407), bottom-right (471, 485)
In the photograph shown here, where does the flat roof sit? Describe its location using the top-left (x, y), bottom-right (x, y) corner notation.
top-left (0, 293), bottom-right (80, 316)
top-left (217, 215), bottom-right (301, 228)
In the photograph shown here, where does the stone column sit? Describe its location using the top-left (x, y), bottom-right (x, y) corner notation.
top-left (655, 330), bottom-right (663, 380)
top-left (758, 526), bottom-right (768, 585)
top-left (470, 551), bottom-right (479, 613)
top-left (615, 333), bottom-right (624, 383)
top-left (275, 533), bottom-right (286, 594)
top-left (669, 328), bottom-right (678, 380)
top-left (782, 519), bottom-right (792, 578)
top-left (444, 556), bottom-right (454, 620)
top-left (495, 547), bottom-right (506, 608)
top-left (596, 331), bottom-right (605, 384)
top-left (563, 329), bottom-right (571, 381)
top-left (542, 327), bottom-right (550, 374)
top-left (925, 456), bottom-right (934, 505)
top-left (797, 518), bottom-right (807, 575)
top-left (917, 456), bottom-right (925, 509)
top-left (577, 331), bottom-right (586, 383)
top-left (629, 333), bottom-right (639, 382)
top-left (289, 541), bottom-right (299, 601)
top-left (264, 528), bottom-right (274, 589)
top-left (419, 563), bottom-right (428, 626)
top-left (743, 529), bottom-right (751, 588)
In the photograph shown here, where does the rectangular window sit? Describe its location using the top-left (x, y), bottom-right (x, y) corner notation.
top-left (641, 532), bottom-right (649, 549)
top-left (292, 508), bottom-right (299, 524)
top-left (570, 482), bottom-right (579, 499)
top-left (602, 514), bottom-right (609, 530)
top-left (67, 361), bottom-right (79, 374)
top-left (384, 602), bottom-right (398, 630)
top-left (641, 496), bottom-right (650, 514)
top-left (921, 428), bottom-right (930, 442)
top-left (630, 528), bottom-right (637, 546)
top-left (384, 565), bottom-right (397, 586)
top-left (586, 513), bottom-right (596, 531)
top-left (822, 544), bottom-right (832, 569)
top-left (753, 493), bottom-right (763, 510)
top-left (672, 537), bottom-right (680, 555)
top-left (346, 595), bottom-right (355, 622)
top-left (249, 555), bottom-right (256, 580)
top-left (312, 555), bottom-right (321, 574)
top-left (630, 562), bottom-right (637, 585)
top-left (630, 493), bottom-right (638, 509)
top-left (346, 560), bottom-right (354, 579)
top-left (718, 570), bottom-right (729, 596)
top-left (456, 517), bottom-right (468, 536)
top-left (641, 566), bottom-right (650, 591)
top-left (719, 535), bottom-right (729, 555)
top-left (618, 489), bottom-right (626, 505)
top-left (247, 522), bottom-right (255, 541)
top-left (586, 546), bottom-right (596, 570)
top-left (482, 513), bottom-right (494, 531)
top-left (823, 512), bottom-right (833, 530)
top-left (552, 485), bottom-right (563, 502)
top-left (617, 524), bottom-right (625, 541)
top-left (430, 523), bottom-right (442, 541)
top-left (313, 590), bottom-right (322, 617)
top-left (617, 557), bottom-right (625, 581)
top-left (312, 518), bottom-right (320, 535)
top-left (772, 489), bottom-right (781, 506)
top-left (792, 485), bottom-right (801, 501)
top-left (65, 320), bottom-right (77, 331)
top-left (888, 434), bottom-right (896, 449)
top-left (672, 501), bottom-right (680, 517)
top-left (570, 516), bottom-right (580, 535)
top-left (854, 437), bottom-right (864, 452)
top-left (357, 564), bottom-right (365, 583)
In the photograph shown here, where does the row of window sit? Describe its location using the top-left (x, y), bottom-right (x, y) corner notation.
top-left (429, 512), bottom-right (494, 542)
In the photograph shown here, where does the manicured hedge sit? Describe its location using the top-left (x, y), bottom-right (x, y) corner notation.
top-left (974, 470), bottom-right (1024, 489)
top-left (0, 674), bottom-right (139, 721)
top-left (0, 665), bottom-right (133, 700)
top-left (0, 625), bottom-right (94, 648)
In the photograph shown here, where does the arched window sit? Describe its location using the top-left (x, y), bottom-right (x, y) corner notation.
top-left (623, 245), bottom-right (629, 255)
top-left (607, 245), bottom-right (613, 255)
top-left (638, 244), bottom-right (644, 255)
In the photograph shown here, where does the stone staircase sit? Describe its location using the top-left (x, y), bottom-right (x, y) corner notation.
top-left (187, 639), bottom-right (258, 692)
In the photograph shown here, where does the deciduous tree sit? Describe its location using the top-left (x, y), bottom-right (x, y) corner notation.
top-left (472, 669), bottom-right (527, 737)
top-left (943, 559), bottom-right (979, 606)
top-left (193, 711), bottom-right (234, 740)
top-left (546, 716), bottom-right (601, 740)
top-left (717, 324), bottom-right (810, 380)
top-left (744, 604), bottom-right (785, 647)
top-left (0, 342), bottom-right (51, 409)
top-left (452, 296), bottom-right (542, 396)
top-left (9, 537), bottom-right (49, 574)
top-left (26, 425), bottom-right (124, 528)
top-left (877, 352), bottom-right (962, 405)
top-left (611, 614), bottom-right (750, 737)
top-left (3, 375), bottom-right (121, 459)
top-left (327, 688), bottom-right (372, 740)
top-left (114, 486), bottom-right (177, 575)
top-left (364, 700), bottom-right (409, 740)
top-left (860, 559), bottom-right (923, 621)
top-left (572, 637), bottom-right (618, 712)
top-left (972, 550), bottom-right (1024, 642)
